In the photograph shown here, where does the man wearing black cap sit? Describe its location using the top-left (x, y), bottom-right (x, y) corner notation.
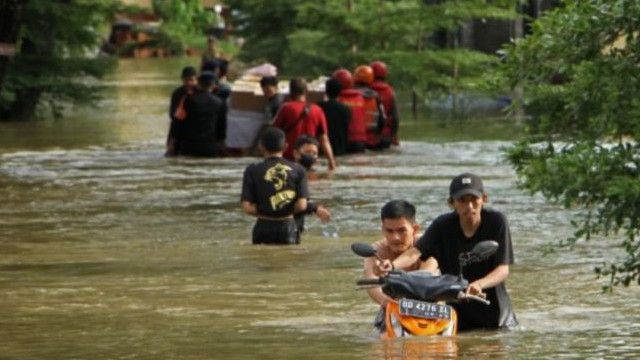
top-left (174, 71), bottom-right (226, 157)
top-left (377, 173), bottom-right (517, 331)
top-left (166, 66), bottom-right (197, 156)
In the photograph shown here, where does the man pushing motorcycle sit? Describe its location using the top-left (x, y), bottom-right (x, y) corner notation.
top-left (376, 173), bottom-right (518, 331)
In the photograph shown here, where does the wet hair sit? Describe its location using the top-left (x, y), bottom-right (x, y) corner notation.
top-left (289, 77), bottom-right (307, 97)
top-left (325, 78), bottom-right (342, 98)
top-left (198, 71), bottom-right (218, 88)
top-left (217, 59), bottom-right (229, 77)
top-left (380, 200), bottom-right (416, 222)
top-left (201, 59), bottom-right (219, 73)
top-left (294, 135), bottom-right (319, 150)
top-left (181, 66), bottom-right (197, 79)
top-left (260, 76), bottom-right (278, 88)
top-left (260, 126), bottom-right (286, 152)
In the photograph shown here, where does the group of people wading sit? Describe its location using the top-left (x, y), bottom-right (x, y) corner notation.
top-left (165, 60), bottom-right (517, 332)
top-left (165, 61), bottom-right (400, 165)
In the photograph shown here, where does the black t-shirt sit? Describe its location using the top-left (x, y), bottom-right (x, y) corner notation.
top-left (241, 157), bottom-right (309, 218)
top-left (178, 89), bottom-right (226, 142)
top-left (416, 208), bottom-right (515, 331)
top-left (318, 99), bottom-right (350, 156)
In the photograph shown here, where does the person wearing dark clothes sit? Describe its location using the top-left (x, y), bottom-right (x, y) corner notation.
top-left (260, 76), bottom-right (286, 122)
top-left (241, 127), bottom-right (310, 245)
top-left (174, 71), bottom-right (226, 157)
top-left (166, 66), bottom-right (197, 156)
top-left (318, 78), bottom-right (350, 156)
top-left (377, 173), bottom-right (518, 331)
top-left (291, 135), bottom-right (331, 233)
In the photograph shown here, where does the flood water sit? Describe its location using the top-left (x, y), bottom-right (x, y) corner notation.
top-left (1, 59), bottom-right (639, 359)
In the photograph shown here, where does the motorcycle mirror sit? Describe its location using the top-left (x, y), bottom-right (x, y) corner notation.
top-left (470, 240), bottom-right (499, 260)
top-left (351, 242), bottom-right (377, 258)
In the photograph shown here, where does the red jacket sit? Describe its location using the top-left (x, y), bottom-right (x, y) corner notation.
top-left (273, 100), bottom-right (328, 160)
top-left (337, 89), bottom-right (367, 143)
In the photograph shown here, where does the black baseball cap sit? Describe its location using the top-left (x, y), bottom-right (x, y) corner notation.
top-left (449, 173), bottom-right (484, 200)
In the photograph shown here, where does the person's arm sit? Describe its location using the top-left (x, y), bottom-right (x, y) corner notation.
top-left (314, 204), bottom-right (331, 222)
top-left (364, 255), bottom-right (393, 307)
top-left (466, 264), bottom-right (510, 296)
top-left (418, 256), bottom-right (439, 274)
top-left (241, 201), bottom-right (257, 216)
top-left (375, 247), bottom-right (423, 275)
top-left (319, 134), bottom-right (337, 170)
top-left (294, 198), bottom-right (308, 214)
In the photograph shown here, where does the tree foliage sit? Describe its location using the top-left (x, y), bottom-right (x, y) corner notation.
top-left (226, 0), bottom-right (518, 96)
top-left (500, 0), bottom-right (640, 289)
top-left (0, 0), bottom-right (117, 120)
top-left (151, 0), bottom-right (217, 50)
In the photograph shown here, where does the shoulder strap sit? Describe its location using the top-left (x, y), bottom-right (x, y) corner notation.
top-left (284, 103), bottom-right (310, 133)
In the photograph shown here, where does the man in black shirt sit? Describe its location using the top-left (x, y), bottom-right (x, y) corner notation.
top-left (377, 173), bottom-right (517, 331)
top-left (260, 76), bottom-right (286, 122)
top-left (318, 78), bottom-right (350, 156)
top-left (175, 71), bottom-right (226, 157)
top-left (166, 66), bottom-right (197, 156)
top-left (241, 126), bottom-right (310, 245)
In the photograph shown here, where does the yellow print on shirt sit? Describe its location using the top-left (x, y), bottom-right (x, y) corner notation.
top-left (270, 190), bottom-right (297, 210)
top-left (264, 163), bottom-right (292, 191)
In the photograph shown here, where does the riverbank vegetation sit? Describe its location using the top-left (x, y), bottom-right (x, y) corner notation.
top-left (500, 0), bottom-right (640, 289)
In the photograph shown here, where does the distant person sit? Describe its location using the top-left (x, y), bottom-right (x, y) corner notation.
top-left (260, 76), bottom-right (286, 122)
top-left (317, 78), bottom-right (350, 156)
top-left (273, 77), bottom-right (337, 170)
top-left (174, 71), bottom-right (226, 157)
top-left (201, 35), bottom-right (220, 65)
top-left (370, 60), bottom-right (400, 148)
top-left (353, 65), bottom-right (387, 150)
top-left (332, 68), bottom-right (367, 153)
top-left (240, 126), bottom-right (310, 245)
top-left (166, 66), bottom-right (197, 156)
top-left (291, 135), bottom-right (331, 234)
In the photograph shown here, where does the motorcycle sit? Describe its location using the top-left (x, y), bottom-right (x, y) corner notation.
top-left (351, 240), bottom-right (498, 338)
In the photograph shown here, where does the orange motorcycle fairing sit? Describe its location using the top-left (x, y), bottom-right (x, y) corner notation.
top-left (383, 300), bottom-right (457, 338)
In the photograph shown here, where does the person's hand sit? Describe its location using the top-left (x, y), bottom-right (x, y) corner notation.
top-left (465, 280), bottom-right (486, 298)
top-left (315, 205), bottom-right (331, 222)
top-left (374, 259), bottom-right (393, 276)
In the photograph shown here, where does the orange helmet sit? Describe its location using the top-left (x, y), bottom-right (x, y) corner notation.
top-left (353, 65), bottom-right (374, 85)
top-left (332, 68), bottom-right (353, 89)
top-left (370, 61), bottom-right (388, 79)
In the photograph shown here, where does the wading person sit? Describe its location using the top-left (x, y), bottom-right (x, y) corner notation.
top-left (370, 60), bottom-right (400, 148)
top-left (377, 173), bottom-right (518, 331)
top-left (332, 68), bottom-right (367, 154)
top-left (317, 78), bottom-right (350, 157)
top-left (352, 65), bottom-right (386, 150)
top-left (363, 200), bottom-right (432, 309)
top-left (174, 71), bottom-right (226, 157)
top-left (241, 127), bottom-right (309, 245)
top-left (291, 135), bottom-right (331, 234)
top-left (273, 77), bottom-right (337, 170)
top-left (166, 66), bottom-right (197, 156)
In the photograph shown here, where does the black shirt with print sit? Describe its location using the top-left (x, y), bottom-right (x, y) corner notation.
top-left (416, 208), bottom-right (516, 331)
top-left (241, 156), bottom-right (309, 218)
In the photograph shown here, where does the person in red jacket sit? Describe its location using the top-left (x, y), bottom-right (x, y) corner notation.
top-left (273, 77), bottom-right (337, 170)
top-left (332, 68), bottom-right (367, 153)
top-left (353, 65), bottom-right (387, 150)
top-left (370, 60), bottom-right (400, 147)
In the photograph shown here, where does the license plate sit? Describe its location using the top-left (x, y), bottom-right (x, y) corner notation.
top-left (398, 298), bottom-right (451, 320)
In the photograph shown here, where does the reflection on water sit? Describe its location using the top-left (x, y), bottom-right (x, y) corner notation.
top-left (1, 59), bottom-right (640, 359)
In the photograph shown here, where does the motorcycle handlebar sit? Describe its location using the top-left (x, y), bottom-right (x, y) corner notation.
top-left (356, 278), bottom-right (382, 286)
top-left (458, 292), bottom-right (491, 305)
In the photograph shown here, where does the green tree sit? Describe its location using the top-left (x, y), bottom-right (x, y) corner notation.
top-left (0, 0), bottom-right (117, 120)
top-left (151, 0), bottom-right (216, 51)
top-left (227, 0), bottom-right (517, 100)
top-left (500, 0), bottom-right (640, 289)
